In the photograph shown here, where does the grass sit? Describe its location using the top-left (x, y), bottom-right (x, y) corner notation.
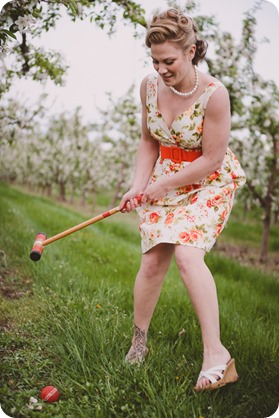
top-left (0, 182), bottom-right (278, 418)
top-left (217, 203), bottom-right (279, 252)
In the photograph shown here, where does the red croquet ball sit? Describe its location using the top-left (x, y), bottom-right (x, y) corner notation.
top-left (40, 386), bottom-right (60, 403)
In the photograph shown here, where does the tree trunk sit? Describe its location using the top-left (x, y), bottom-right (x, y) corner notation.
top-left (80, 187), bottom-right (87, 207)
top-left (260, 133), bottom-right (278, 262)
top-left (91, 186), bottom-right (96, 211)
top-left (46, 184), bottom-right (52, 197)
top-left (110, 187), bottom-right (121, 209)
top-left (243, 200), bottom-right (250, 221)
top-left (260, 209), bottom-right (271, 263)
top-left (59, 182), bottom-right (66, 201)
top-left (70, 185), bottom-right (76, 205)
top-left (271, 210), bottom-right (279, 225)
top-left (110, 165), bottom-right (125, 208)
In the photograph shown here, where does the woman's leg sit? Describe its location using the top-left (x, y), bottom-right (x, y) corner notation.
top-left (126, 243), bottom-right (174, 363)
top-left (174, 245), bottom-right (231, 389)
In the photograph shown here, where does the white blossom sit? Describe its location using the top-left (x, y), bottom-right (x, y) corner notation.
top-left (16, 0), bottom-right (37, 11)
top-left (0, 45), bottom-right (11, 58)
top-left (14, 15), bottom-right (36, 33)
top-left (36, 72), bottom-right (48, 81)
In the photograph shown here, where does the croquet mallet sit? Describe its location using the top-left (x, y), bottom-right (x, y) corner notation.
top-left (30, 195), bottom-right (142, 261)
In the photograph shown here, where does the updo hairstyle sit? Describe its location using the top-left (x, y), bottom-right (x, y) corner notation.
top-left (145, 8), bottom-right (207, 65)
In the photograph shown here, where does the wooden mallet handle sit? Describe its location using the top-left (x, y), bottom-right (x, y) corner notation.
top-left (30, 195), bottom-right (142, 261)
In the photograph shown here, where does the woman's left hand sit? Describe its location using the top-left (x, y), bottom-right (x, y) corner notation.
top-left (141, 180), bottom-right (168, 204)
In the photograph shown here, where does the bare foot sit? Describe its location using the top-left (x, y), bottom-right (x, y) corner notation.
top-left (125, 325), bottom-right (148, 364)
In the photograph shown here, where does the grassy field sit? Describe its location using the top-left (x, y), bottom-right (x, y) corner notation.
top-left (0, 182), bottom-right (278, 418)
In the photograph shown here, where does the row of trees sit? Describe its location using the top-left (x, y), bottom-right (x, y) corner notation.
top-left (0, 0), bottom-right (278, 261)
top-left (0, 87), bottom-right (140, 208)
top-left (0, 0), bottom-right (145, 206)
top-left (202, 5), bottom-right (279, 261)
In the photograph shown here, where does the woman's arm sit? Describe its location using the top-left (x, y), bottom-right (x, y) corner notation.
top-left (120, 76), bottom-right (159, 210)
top-left (141, 85), bottom-right (231, 203)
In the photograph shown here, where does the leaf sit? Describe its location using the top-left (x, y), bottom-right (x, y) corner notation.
top-left (67, 0), bottom-right (78, 15)
top-left (0, 29), bottom-right (17, 39)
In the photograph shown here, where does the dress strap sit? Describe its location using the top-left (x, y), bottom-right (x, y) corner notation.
top-left (146, 73), bottom-right (158, 108)
top-left (202, 82), bottom-right (224, 109)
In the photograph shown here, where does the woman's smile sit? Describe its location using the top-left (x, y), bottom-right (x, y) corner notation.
top-left (162, 74), bottom-right (173, 82)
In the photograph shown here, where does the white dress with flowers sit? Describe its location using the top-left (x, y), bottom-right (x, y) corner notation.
top-left (136, 73), bottom-right (246, 254)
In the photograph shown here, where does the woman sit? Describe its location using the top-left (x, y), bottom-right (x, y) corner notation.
top-left (120, 8), bottom-right (246, 391)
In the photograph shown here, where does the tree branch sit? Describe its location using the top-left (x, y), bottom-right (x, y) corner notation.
top-left (19, 33), bottom-right (30, 74)
top-left (245, 179), bottom-right (266, 207)
top-left (266, 132), bottom-right (278, 202)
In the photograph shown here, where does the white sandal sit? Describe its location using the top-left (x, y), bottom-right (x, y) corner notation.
top-left (194, 358), bottom-right (239, 391)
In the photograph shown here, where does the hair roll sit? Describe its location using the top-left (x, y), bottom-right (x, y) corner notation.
top-left (145, 8), bottom-right (207, 65)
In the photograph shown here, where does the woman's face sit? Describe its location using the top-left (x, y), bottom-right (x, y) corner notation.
top-left (151, 41), bottom-right (195, 87)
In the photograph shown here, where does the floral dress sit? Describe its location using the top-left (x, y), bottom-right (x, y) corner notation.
top-left (136, 73), bottom-right (246, 254)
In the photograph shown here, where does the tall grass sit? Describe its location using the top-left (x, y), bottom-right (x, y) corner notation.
top-left (0, 182), bottom-right (278, 418)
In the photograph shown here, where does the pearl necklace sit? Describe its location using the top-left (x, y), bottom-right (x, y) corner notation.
top-left (169, 66), bottom-right (199, 97)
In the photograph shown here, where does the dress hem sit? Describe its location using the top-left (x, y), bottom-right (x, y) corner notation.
top-left (142, 240), bottom-right (213, 254)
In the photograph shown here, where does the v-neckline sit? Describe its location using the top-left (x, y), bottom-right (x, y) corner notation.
top-left (155, 75), bottom-right (214, 131)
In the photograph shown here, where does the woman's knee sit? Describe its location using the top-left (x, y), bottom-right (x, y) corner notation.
top-left (139, 244), bottom-right (173, 279)
top-left (174, 245), bottom-right (205, 276)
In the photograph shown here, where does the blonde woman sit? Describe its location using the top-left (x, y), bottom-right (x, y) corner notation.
top-left (120, 8), bottom-right (245, 391)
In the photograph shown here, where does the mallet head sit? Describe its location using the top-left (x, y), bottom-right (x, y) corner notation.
top-left (30, 232), bottom-right (47, 261)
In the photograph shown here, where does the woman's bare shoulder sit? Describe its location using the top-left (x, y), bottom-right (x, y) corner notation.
top-left (198, 71), bottom-right (224, 87)
top-left (205, 81), bottom-right (230, 115)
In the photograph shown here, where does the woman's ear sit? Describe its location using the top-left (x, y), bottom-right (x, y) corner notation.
top-left (188, 44), bottom-right (196, 61)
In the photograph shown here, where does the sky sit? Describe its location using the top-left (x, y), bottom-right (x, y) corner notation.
top-left (0, 0), bottom-right (279, 123)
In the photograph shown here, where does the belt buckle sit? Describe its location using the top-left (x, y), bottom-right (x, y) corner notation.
top-left (170, 146), bottom-right (182, 163)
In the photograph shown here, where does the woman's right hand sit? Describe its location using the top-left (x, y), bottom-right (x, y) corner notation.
top-left (120, 189), bottom-right (143, 213)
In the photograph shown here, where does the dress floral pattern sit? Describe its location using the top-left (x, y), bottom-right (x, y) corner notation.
top-left (137, 73), bottom-right (246, 253)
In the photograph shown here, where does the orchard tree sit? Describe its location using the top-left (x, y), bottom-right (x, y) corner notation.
top-left (197, 2), bottom-right (279, 261)
top-left (0, 106), bottom-right (106, 204)
top-left (231, 78), bottom-right (279, 262)
top-left (32, 108), bottom-right (105, 202)
top-left (0, 0), bottom-right (146, 201)
top-left (94, 86), bottom-right (141, 208)
top-left (0, 0), bottom-right (146, 98)
top-left (0, 93), bottom-right (47, 146)
top-left (0, 94), bottom-right (48, 192)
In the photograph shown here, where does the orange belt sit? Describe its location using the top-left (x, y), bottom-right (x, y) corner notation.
top-left (160, 144), bottom-right (202, 163)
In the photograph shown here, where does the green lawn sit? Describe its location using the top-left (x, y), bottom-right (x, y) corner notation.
top-left (0, 182), bottom-right (278, 418)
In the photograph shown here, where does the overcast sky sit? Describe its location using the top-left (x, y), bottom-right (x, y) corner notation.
top-left (1, 0), bottom-right (278, 122)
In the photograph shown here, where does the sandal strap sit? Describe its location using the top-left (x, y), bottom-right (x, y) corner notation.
top-left (198, 364), bottom-right (227, 384)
